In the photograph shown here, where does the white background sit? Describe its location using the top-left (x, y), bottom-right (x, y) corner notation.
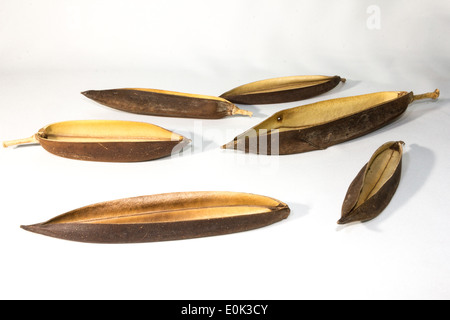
top-left (1, 0), bottom-right (449, 300)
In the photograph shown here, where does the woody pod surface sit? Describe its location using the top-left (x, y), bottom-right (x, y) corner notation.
top-left (222, 89), bottom-right (439, 154)
top-left (339, 141), bottom-right (404, 224)
top-left (220, 75), bottom-right (346, 104)
top-left (20, 191), bottom-right (291, 244)
top-left (81, 88), bottom-right (252, 119)
top-left (2, 120), bottom-right (189, 162)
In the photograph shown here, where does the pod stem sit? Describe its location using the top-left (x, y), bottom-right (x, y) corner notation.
top-left (3, 135), bottom-right (37, 148)
top-left (340, 77), bottom-right (347, 83)
top-left (232, 106), bottom-right (253, 117)
top-left (413, 89), bottom-right (440, 101)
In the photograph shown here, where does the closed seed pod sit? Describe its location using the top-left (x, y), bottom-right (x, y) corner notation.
top-left (222, 89), bottom-right (439, 155)
top-left (81, 88), bottom-right (252, 119)
top-left (220, 75), bottom-right (346, 105)
top-left (338, 141), bottom-right (404, 224)
top-left (20, 191), bottom-right (291, 243)
top-left (2, 120), bottom-right (189, 162)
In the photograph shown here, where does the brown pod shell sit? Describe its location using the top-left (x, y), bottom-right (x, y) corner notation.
top-left (20, 191), bottom-right (291, 243)
top-left (220, 75), bottom-right (345, 105)
top-left (81, 88), bottom-right (252, 119)
top-left (338, 141), bottom-right (404, 224)
top-left (2, 120), bottom-right (190, 162)
top-left (222, 89), bottom-right (439, 155)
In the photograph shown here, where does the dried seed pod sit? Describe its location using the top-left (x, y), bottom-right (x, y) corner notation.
top-left (21, 191), bottom-right (290, 243)
top-left (338, 141), bottom-right (404, 224)
top-left (220, 75), bottom-right (346, 104)
top-left (222, 89), bottom-right (439, 155)
top-left (2, 120), bottom-right (189, 162)
top-left (81, 88), bottom-right (252, 119)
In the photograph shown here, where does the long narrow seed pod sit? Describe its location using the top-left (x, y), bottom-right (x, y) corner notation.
top-left (220, 75), bottom-right (346, 104)
top-left (222, 89), bottom-right (439, 155)
top-left (81, 88), bottom-right (252, 119)
top-left (3, 120), bottom-right (190, 162)
top-left (20, 191), bottom-right (291, 243)
top-left (339, 141), bottom-right (404, 224)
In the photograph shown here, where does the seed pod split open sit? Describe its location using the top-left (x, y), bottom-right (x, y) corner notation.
top-left (338, 141), bottom-right (404, 224)
top-left (20, 191), bottom-right (290, 243)
top-left (222, 89), bottom-right (439, 155)
top-left (220, 75), bottom-right (346, 105)
top-left (2, 120), bottom-right (189, 162)
top-left (81, 88), bottom-right (252, 119)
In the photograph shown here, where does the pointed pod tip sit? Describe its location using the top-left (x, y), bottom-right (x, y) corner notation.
top-left (20, 224), bottom-right (34, 232)
top-left (21, 223), bottom-right (51, 237)
top-left (337, 212), bottom-right (361, 225)
top-left (337, 217), bottom-right (355, 225)
top-left (81, 90), bottom-right (95, 98)
top-left (20, 223), bottom-right (55, 239)
top-left (221, 142), bottom-right (233, 150)
top-left (221, 140), bottom-right (237, 150)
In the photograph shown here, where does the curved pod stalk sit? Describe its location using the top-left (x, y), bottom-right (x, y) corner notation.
top-left (3, 120), bottom-right (190, 162)
top-left (339, 141), bottom-right (404, 224)
top-left (222, 89), bottom-right (439, 155)
top-left (21, 191), bottom-right (291, 243)
top-left (81, 88), bottom-right (252, 119)
top-left (220, 75), bottom-right (346, 105)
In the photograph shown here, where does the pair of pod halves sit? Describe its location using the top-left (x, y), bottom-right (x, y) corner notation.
top-left (21, 140), bottom-right (406, 243)
top-left (2, 74), bottom-right (439, 161)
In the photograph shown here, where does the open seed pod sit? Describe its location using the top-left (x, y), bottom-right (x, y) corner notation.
top-left (222, 89), bottom-right (439, 155)
top-left (339, 141), bottom-right (404, 224)
top-left (220, 75), bottom-right (346, 104)
top-left (81, 88), bottom-right (252, 119)
top-left (21, 191), bottom-right (291, 243)
top-left (2, 120), bottom-right (190, 162)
